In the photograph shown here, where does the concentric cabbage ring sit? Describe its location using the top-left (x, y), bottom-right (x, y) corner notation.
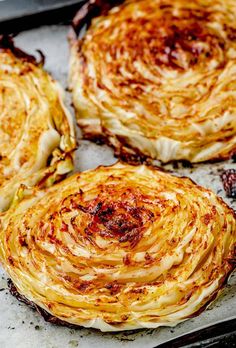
top-left (0, 162), bottom-right (235, 331)
top-left (0, 37), bottom-right (76, 211)
top-left (70, 0), bottom-right (236, 163)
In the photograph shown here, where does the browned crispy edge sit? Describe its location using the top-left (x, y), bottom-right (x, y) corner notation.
top-left (6, 166), bottom-right (236, 331)
top-left (0, 34), bottom-right (45, 66)
top-left (70, 1), bottom-right (236, 165)
top-left (7, 263), bottom-right (235, 331)
top-left (0, 34), bottom-right (77, 188)
top-left (8, 279), bottom-right (80, 329)
top-left (80, 131), bottom-right (153, 165)
top-left (80, 127), bottom-right (236, 166)
top-left (71, 0), bottom-right (125, 38)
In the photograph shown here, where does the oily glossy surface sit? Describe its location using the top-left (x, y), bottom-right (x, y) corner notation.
top-left (0, 162), bottom-right (235, 331)
top-left (70, 0), bottom-right (236, 163)
top-left (0, 45), bottom-right (75, 211)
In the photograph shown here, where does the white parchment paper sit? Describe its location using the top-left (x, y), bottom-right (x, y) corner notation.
top-left (0, 25), bottom-right (235, 348)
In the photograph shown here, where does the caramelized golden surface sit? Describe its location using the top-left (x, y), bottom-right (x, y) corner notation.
top-left (0, 48), bottom-right (75, 211)
top-left (0, 163), bottom-right (235, 331)
top-left (70, 0), bottom-right (236, 162)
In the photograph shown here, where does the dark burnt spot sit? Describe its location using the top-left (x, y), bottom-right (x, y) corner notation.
top-left (49, 214), bottom-right (55, 221)
top-left (201, 213), bottom-right (212, 225)
top-left (80, 200), bottom-right (154, 247)
top-left (18, 236), bottom-right (28, 247)
top-left (115, 141), bottom-right (149, 164)
top-left (47, 303), bottom-right (53, 310)
top-left (130, 287), bottom-right (147, 295)
top-left (159, 4), bottom-right (172, 10)
top-left (61, 222), bottom-right (68, 232)
top-left (181, 160), bottom-right (193, 168)
top-left (8, 256), bottom-right (14, 266)
top-left (105, 281), bottom-right (121, 295)
top-left (64, 185), bottom-right (157, 247)
top-left (227, 27), bottom-right (236, 41)
top-left (151, 19), bottom-right (225, 70)
top-left (144, 252), bottom-right (154, 265)
top-left (49, 235), bottom-right (62, 245)
top-left (98, 207), bottom-right (140, 234)
top-left (123, 254), bottom-right (131, 266)
top-left (76, 281), bottom-right (91, 292)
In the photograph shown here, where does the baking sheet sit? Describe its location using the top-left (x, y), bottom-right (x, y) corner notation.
top-left (0, 25), bottom-right (235, 348)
